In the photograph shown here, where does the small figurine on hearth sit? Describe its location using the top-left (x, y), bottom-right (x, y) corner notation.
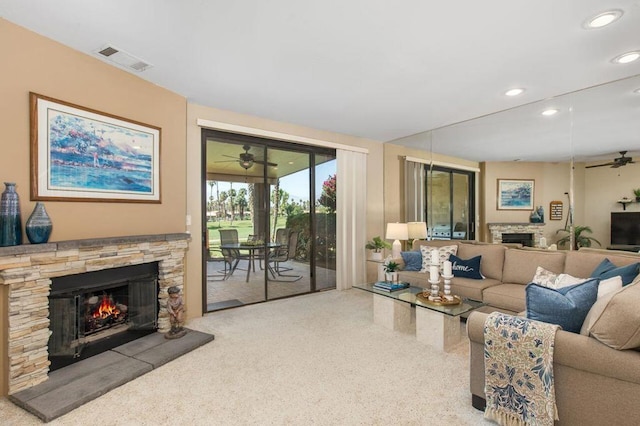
top-left (165, 286), bottom-right (187, 339)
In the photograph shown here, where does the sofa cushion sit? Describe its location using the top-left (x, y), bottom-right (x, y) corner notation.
top-left (564, 248), bottom-right (640, 279)
top-left (400, 251), bottom-right (422, 271)
top-left (526, 279), bottom-right (599, 333)
top-left (419, 245), bottom-right (457, 273)
top-left (502, 249), bottom-right (565, 285)
top-left (457, 242), bottom-right (506, 281)
top-left (449, 254), bottom-right (483, 279)
top-left (581, 282), bottom-right (640, 349)
top-left (590, 258), bottom-right (640, 285)
top-left (482, 284), bottom-right (527, 313)
top-left (452, 277), bottom-right (501, 301)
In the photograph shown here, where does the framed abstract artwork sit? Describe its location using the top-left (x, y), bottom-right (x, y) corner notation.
top-left (497, 179), bottom-right (534, 210)
top-left (30, 93), bottom-right (161, 203)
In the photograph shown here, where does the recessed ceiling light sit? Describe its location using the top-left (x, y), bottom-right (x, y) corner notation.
top-left (612, 51), bottom-right (640, 64)
top-left (541, 109), bottom-right (559, 116)
top-left (634, 88), bottom-right (640, 94)
top-left (583, 9), bottom-right (623, 29)
top-left (505, 88), bottom-right (525, 97)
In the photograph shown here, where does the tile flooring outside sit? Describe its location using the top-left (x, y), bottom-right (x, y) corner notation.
top-left (206, 257), bottom-right (336, 310)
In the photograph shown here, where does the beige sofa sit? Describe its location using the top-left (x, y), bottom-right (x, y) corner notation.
top-left (397, 240), bottom-right (640, 425)
top-left (398, 240), bottom-right (640, 314)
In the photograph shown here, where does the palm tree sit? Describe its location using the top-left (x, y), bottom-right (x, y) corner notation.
top-left (556, 225), bottom-right (601, 250)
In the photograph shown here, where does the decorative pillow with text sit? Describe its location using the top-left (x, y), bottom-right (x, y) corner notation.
top-left (449, 254), bottom-right (483, 279)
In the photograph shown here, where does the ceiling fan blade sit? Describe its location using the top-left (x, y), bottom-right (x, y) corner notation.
top-left (585, 162), bottom-right (614, 169)
top-left (254, 159), bottom-right (278, 167)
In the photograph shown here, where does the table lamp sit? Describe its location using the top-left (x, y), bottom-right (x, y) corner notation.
top-left (407, 222), bottom-right (428, 241)
top-left (386, 223), bottom-right (408, 259)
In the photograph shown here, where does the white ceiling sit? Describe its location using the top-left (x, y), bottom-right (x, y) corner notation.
top-left (2, 0), bottom-right (640, 161)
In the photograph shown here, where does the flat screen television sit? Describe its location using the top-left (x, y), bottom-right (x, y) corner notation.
top-left (610, 212), bottom-right (640, 246)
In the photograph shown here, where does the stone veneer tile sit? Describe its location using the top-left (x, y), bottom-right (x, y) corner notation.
top-left (1, 233), bottom-right (190, 395)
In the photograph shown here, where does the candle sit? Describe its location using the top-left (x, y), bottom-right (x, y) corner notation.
top-left (431, 249), bottom-right (440, 265)
top-left (444, 260), bottom-right (452, 276)
top-left (429, 265), bottom-right (439, 281)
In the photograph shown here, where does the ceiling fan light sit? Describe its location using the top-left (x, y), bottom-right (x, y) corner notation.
top-left (612, 51), bottom-right (640, 64)
top-left (240, 159), bottom-right (254, 169)
top-left (583, 10), bottom-right (623, 29)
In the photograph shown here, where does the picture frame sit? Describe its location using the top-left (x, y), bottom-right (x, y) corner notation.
top-left (30, 92), bottom-right (161, 203)
top-left (497, 179), bottom-right (534, 210)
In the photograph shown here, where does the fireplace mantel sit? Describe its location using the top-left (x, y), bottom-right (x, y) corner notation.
top-left (1, 233), bottom-right (190, 395)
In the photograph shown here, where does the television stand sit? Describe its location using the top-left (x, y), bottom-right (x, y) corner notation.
top-left (608, 245), bottom-right (640, 253)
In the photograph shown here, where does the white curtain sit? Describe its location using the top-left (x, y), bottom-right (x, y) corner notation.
top-left (336, 149), bottom-right (367, 290)
top-left (405, 159), bottom-right (426, 222)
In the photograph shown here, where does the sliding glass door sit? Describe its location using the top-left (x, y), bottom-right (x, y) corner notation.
top-left (202, 130), bottom-right (336, 312)
top-left (426, 166), bottom-right (475, 240)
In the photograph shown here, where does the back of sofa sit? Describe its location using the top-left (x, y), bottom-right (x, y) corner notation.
top-left (564, 248), bottom-right (640, 278)
top-left (457, 243), bottom-right (507, 281)
top-left (501, 248), bottom-right (566, 285)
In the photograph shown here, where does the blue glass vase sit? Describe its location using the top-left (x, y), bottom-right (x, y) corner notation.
top-left (0, 182), bottom-right (23, 247)
top-left (26, 202), bottom-right (52, 244)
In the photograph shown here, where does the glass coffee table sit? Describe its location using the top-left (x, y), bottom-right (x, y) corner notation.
top-left (353, 282), bottom-right (485, 351)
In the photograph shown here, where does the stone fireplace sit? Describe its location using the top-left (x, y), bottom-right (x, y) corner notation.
top-left (488, 223), bottom-right (545, 247)
top-left (0, 233), bottom-right (190, 395)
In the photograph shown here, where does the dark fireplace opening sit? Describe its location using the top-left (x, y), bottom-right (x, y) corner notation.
top-left (48, 263), bottom-right (159, 371)
top-left (502, 232), bottom-right (534, 247)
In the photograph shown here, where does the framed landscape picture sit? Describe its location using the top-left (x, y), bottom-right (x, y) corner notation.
top-left (497, 179), bottom-right (534, 210)
top-left (30, 93), bottom-right (161, 203)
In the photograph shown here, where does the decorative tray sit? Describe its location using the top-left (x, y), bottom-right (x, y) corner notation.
top-left (416, 292), bottom-right (462, 306)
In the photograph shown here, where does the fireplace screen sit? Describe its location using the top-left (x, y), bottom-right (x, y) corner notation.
top-left (49, 263), bottom-right (158, 367)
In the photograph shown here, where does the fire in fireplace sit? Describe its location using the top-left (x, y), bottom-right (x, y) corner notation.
top-left (48, 263), bottom-right (159, 371)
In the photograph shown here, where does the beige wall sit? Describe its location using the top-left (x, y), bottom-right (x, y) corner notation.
top-left (186, 103), bottom-right (385, 316)
top-left (0, 19), bottom-right (187, 396)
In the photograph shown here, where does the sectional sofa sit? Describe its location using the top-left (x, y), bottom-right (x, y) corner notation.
top-left (397, 240), bottom-right (640, 425)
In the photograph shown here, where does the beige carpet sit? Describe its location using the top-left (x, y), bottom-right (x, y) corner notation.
top-left (1, 289), bottom-right (491, 425)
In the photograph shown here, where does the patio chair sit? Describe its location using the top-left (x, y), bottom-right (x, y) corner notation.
top-left (205, 230), bottom-right (232, 281)
top-left (219, 229), bottom-right (250, 279)
top-left (268, 230), bottom-right (301, 281)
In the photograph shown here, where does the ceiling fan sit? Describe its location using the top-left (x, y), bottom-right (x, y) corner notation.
top-left (585, 151), bottom-right (635, 169)
top-left (216, 144), bottom-right (277, 170)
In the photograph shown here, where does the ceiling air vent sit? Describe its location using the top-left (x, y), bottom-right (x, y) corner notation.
top-left (94, 44), bottom-right (152, 72)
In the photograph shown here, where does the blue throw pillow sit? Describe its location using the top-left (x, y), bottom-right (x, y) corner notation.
top-left (400, 251), bottom-right (422, 271)
top-left (526, 278), bottom-right (599, 333)
top-left (590, 258), bottom-right (639, 285)
top-left (449, 254), bottom-right (483, 279)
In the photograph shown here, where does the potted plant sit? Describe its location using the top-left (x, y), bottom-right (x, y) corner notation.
top-left (383, 259), bottom-right (401, 283)
top-left (556, 225), bottom-right (601, 251)
top-left (365, 236), bottom-right (391, 261)
top-left (633, 189), bottom-right (640, 202)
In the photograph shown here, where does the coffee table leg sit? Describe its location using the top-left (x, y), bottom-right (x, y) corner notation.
top-left (372, 294), bottom-right (412, 333)
top-left (415, 308), bottom-right (461, 352)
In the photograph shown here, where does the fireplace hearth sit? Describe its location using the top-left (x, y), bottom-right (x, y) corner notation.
top-left (49, 263), bottom-right (159, 371)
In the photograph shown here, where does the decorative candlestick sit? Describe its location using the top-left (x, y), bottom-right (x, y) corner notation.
top-left (428, 278), bottom-right (440, 300)
top-left (442, 274), bottom-right (454, 301)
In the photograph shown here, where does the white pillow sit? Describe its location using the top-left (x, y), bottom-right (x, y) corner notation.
top-left (554, 273), bottom-right (588, 289)
top-left (531, 266), bottom-right (557, 287)
top-left (419, 245), bottom-right (457, 273)
top-left (597, 275), bottom-right (623, 299)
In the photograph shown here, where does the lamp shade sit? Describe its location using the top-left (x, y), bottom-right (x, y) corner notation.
top-left (386, 223), bottom-right (408, 240)
top-left (407, 222), bottom-right (428, 239)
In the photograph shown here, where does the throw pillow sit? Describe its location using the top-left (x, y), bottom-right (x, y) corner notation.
top-left (531, 266), bottom-right (557, 287)
top-left (526, 278), bottom-right (599, 333)
top-left (449, 254), bottom-right (483, 279)
top-left (580, 282), bottom-right (640, 350)
top-left (400, 251), bottom-right (422, 271)
top-left (554, 273), bottom-right (588, 289)
top-left (419, 245), bottom-right (458, 273)
top-left (591, 258), bottom-right (640, 285)
top-left (597, 275), bottom-right (623, 299)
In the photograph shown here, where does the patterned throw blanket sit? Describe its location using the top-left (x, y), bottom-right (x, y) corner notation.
top-left (483, 312), bottom-right (560, 426)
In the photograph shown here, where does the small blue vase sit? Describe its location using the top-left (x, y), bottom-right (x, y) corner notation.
top-left (0, 182), bottom-right (23, 247)
top-left (26, 202), bottom-right (52, 244)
